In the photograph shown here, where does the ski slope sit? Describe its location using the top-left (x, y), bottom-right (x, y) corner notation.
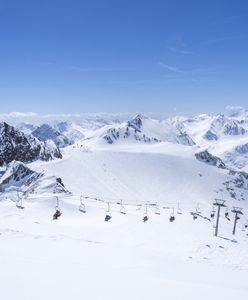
top-left (31, 143), bottom-right (232, 204)
top-left (1, 142), bottom-right (248, 300)
top-left (1, 193), bottom-right (248, 300)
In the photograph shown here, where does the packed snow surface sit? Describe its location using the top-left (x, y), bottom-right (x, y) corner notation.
top-left (1, 142), bottom-right (248, 300)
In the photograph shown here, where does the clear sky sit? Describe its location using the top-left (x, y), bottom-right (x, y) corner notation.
top-left (0, 0), bottom-right (248, 115)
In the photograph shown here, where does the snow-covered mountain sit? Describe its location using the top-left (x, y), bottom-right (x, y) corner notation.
top-left (0, 122), bottom-right (62, 166)
top-left (225, 105), bottom-right (248, 120)
top-left (85, 114), bottom-right (195, 146)
top-left (53, 122), bottom-right (85, 143)
top-left (181, 112), bottom-right (248, 171)
top-left (2, 107), bottom-right (248, 197)
top-left (1, 108), bottom-right (248, 300)
top-left (32, 124), bottom-right (72, 148)
top-left (183, 114), bottom-right (246, 142)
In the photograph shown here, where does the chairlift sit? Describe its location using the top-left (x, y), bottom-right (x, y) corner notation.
top-left (177, 203), bottom-right (182, 215)
top-left (143, 214), bottom-right (149, 222)
top-left (225, 208), bottom-right (230, 220)
top-left (210, 206), bottom-right (215, 218)
top-left (120, 200), bottom-right (126, 215)
top-left (155, 203), bottom-right (160, 215)
top-left (53, 196), bottom-right (62, 220)
top-left (79, 196), bottom-right (86, 213)
top-left (105, 213), bottom-right (112, 222)
top-left (16, 192), bottom-right (24, 209)
top-left (105, 203), bottom-right (112, 222)
top-left (16, 200), bottom-right (25, 209)
top-left (53, 207), bottom-right (62, 220)
top-left (196, 203), bottom-right (201, 214)
top-left (143, 204), bottom-right (149, 222)
top-left (169, 208), bottom-right (175, 222)
top-left (245, 222), bottom-right (248, 229)
top-left (192, 212), bottom-right (198, 220)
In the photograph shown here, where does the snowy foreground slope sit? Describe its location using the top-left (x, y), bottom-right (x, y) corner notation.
top-left (1, 141), bottom-right (248, 300)
top-left (1, 108), bottom-right (248, 300)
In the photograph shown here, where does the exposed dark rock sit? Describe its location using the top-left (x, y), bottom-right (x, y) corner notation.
top-left (203, 130), bottom-right (218, 141)
top-left (235, 143), bottom-right (248, 155)
top-left (195, 150), bottom-right (226, 169)
top-left (0, 122), bottom-right (62, 166)
top-left (0, 161), bottom-right (40, 187)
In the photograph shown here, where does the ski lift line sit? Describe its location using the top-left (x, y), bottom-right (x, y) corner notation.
top-left (26, 194), bottom-right (248, 218)
top-left (65, 193), bottom-right (211, 207)
top-left (77, 194), bottom-right (211, 208)
top-left (32, 193), bottom-right (200, 212)
top-left (9, 192), bottom-right (247, 218)
top-left (81, 198), bottom-right (196, 210)
top-left (25, 192), bottom-right (214, 209)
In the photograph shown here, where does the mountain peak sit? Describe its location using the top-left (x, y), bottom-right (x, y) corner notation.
top-left (128, 114), bottom-right (148, 130)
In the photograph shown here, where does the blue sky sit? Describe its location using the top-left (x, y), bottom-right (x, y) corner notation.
top-left (0, 0), bottom-right (248, 115)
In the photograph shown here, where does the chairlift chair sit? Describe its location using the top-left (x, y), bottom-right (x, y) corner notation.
top-left (143, 204), bottom-right (149, 222)
top-left (120, 206), bottom-right (126, 215)
top-left (177, 203), bottom-right (182, 215)
top-left (245, 223), bottom-right (248, 229)
top-left (16, 192), bottom-right (24, 209)
top-left (105, 203), bottom-right (112, 222)
top-left (155, 204), bottom-right (160, 215)
top-left (169, 208), bottom-right (175, 222)
top-left (16, 201), bottom-right (25, 209)
top-left (53, 207), bottom-right (62, 220)
top-left (196, 203), bottom-right (201, 214)
top-left (143, 214), bottom-right (148, 222)
top-left (79, 203), bottom-right (86, 213)
top-left (53, 196), bottom-right (62, 220)
top-left (79, 196), bottom-right (86, 213)
top-left (225, 208), bottom-right (230, 220)
top-left (210, 206), bottom-right (215, 218)
top-left (120, 200), bottom-right (126, 215)
top-left (105, 213), bottom-right (112, 222)
top-left (192, 213), bottom-right (198, 220)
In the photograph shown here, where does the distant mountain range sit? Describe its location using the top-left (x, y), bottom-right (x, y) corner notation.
top-left (1, 106), bottom-right (248, 198)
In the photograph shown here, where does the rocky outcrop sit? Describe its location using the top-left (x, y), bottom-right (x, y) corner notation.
top-left (195, 150), bottom-right (226, 169)
top-left (0, 161), bottom-right (69, 194)
top-left (203, 130), bottom-right (218, 141)
top-left (0, 122), bottom-right (62, 166)
top-left (102, 114), bottom-right (195, 146)
top-left (103, 126), bottom-right (161, 144)
top-left (0, 161), bottom-right (40, 187)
